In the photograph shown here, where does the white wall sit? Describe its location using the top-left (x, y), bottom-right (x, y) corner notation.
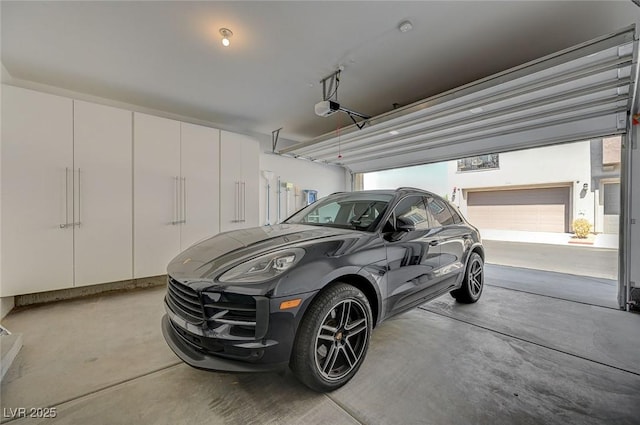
top-left (259, 149), bottom-right (347, 225)
top-left (363, 162), bottom-right (450, 198)
top-left (449, 142), bottom-right (595, 225)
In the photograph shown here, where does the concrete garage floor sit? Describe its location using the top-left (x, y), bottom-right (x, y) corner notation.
top-left (2, 281), bottom-right (639, 425)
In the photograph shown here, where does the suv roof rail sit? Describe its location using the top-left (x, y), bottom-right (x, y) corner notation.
top-left (396, 186), bottom-right (430, 193)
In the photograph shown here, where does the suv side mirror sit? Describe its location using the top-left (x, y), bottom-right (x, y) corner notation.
top-left (396, 217), bottom-right (415, 232)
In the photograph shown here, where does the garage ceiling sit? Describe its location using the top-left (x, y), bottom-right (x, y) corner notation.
top-left (1, 1), bottom-right (639, 147)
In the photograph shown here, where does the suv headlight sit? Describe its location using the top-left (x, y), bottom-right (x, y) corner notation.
top-left (218, 248), bottom-right (305, 283)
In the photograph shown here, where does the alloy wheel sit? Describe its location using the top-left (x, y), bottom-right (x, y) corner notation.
top-left (469, 258), bottom-right (483, 297)
top-left (314, 299), bottom-right (369, 381)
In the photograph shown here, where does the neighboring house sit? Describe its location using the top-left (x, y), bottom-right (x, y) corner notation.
top-left (449, 138), bottom-right (621, 234)
top-left (361, 137), bottom-right (621, 235)
top-left (591, 136), bottom-right (622, 234)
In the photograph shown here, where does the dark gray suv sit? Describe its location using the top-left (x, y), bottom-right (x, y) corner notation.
top-left (162, 188), bottom-right (484, 391)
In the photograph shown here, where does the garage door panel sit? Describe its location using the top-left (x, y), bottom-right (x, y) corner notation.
top-left (342, 114), bottom-right (624, 173)
top-left (468, 187), bottom-right (570, 206)
top-left (467, 187), bottom-right (569, 233)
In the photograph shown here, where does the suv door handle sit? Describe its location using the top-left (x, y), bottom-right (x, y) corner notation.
top-left (429, 240), bottom-right (439, 246)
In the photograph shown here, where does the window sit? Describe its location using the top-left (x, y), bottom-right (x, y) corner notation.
top-left (426, 197), bottom-right (455, 227)
top-left (385, 196), bottom-right (430, 231)
top-left (313, 203), bottom-right (341, 224)
top-left (457, 154), bottom-right (499, 172)
top-left (346, 201), bottom-right (387, 228)
top-left (286, 193), bottom-right (392, 231)
top-left (446, 204), bottom-right (463, 224)
top-left (603, 183), bottom-right (620, 215)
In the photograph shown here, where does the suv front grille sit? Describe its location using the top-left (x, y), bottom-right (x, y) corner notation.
top-left (203, 293), bottom-right (269, 339)
top-left (166, 276), bottom-right (204, 325)
top-left (166, 276), bottom-right (269, 341)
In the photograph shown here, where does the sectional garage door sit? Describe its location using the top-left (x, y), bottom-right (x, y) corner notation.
top-left (466, 187), bottom-right (570, 233)
top-left (282, 27), bottom-right (638, 310)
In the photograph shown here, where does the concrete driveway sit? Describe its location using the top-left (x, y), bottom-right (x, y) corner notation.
top-left (485, 264), bottom-right (618, 309)
top-left (483, 240), bottom-right (618, 280)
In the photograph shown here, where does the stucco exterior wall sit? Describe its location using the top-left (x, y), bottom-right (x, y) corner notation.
top-left (361, 140), bottom-right (615, 234)
top-left (448, 142), bottom-right (595, 227)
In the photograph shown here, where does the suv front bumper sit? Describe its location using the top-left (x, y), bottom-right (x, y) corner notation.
top-left (162, 288), bottom-right (318, 373)
top-left (161, 314), bottom-right (288, 372)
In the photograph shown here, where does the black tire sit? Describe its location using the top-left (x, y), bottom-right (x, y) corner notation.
top-left (290, 283), bottom-right (372, 392)
top-left (450, 252), bottom-right (484, 304)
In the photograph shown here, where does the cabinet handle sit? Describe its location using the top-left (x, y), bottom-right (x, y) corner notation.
top-left (60, 167), bottom-right (70, 229)
top-left (182, 177), bottom-right (187, 224)
top-left (239, 181), bottom-right (242, 222)
top-left (234, 181), bottom-right (242, 223)
top-left (74, 168), bottom-right (82, 227)
top-left (233, 181), bottom-right (245, 223)
top-left (242, 181), bottom-right (246, 222)
top-left (172, 176), bottom-right (180, 225)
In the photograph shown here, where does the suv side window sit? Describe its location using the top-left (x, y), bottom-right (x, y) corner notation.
top-left (383, 196), bottom-right (430, 232)
top-left (446, 204), bottom-right (464, 224)
top-left (426, 196), bottom-right (455, 227)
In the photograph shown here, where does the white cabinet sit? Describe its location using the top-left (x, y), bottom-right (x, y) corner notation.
top-left (1, 87), bottom-right (133, 296)
top-left (133, 113), bottom-right (181, 278)
top-left (2, 86), bottom-right (229, 294)
top-left (73, 101), bottom-right (133, 287)
top-left (1, 86), bottom-right (74, 296)
top-left (220, 131), bottom-right (260, 232)
top-left (180, 123), bottom-right (220, 249)
top-left (133, 114), bottom-right (220, 278)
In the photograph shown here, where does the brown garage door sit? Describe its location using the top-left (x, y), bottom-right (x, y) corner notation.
top-left (467, 187), bottom-right (570, 232)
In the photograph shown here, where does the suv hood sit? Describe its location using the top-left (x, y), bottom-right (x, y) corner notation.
top-left (167, 224), bottom-right (358, 280)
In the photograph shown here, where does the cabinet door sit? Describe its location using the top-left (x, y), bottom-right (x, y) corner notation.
top-left (133, 113), bottom-right (181, 278)
top-left (180, 123), bottom-right (220, 249)
top-left (74, 101), bottom-right (133, 286)
top-left (219, 131), bottom-right (245, 232)
top-left (1, 86), bottom-right (74, 296)
top-left (240, 135), bottom-right (260, 227)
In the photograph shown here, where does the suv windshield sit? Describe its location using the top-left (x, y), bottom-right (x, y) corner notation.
top-left (285, 193), bottom-right (393, 231)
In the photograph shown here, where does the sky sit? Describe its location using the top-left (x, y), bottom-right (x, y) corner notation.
top-left (362, 161), bottom-right (450, 198)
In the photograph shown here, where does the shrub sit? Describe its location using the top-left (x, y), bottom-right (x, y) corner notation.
top-left (573, 218), bottom-right (592, 238)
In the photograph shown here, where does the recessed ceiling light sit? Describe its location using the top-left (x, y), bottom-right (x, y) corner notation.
top-left (389, 130), bottom-right (400, 135)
